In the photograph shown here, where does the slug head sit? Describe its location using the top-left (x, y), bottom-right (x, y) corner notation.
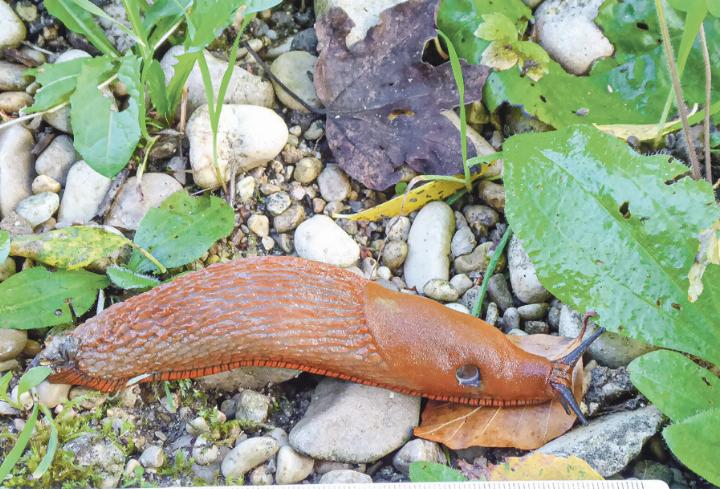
top-left (33, 334), bottom-right (80, 375)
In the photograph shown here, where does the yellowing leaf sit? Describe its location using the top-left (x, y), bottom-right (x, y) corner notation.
top-left (487, 453), bottom-right (603, 481)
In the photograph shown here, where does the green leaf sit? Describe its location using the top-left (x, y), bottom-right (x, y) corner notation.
top-left (184, 0), bottom-right (245, 51)
top-left (0, 372), bottom-right (12, 403)
top-left (0, 268), bottom-right (108, 329)
top-left (629, 351), bottom-right (720, 422)
top-left (23, 58), bottom-right (91, 114)
top-left (44, 0), bottom-right (118, 57)
top-left (117, 53), bottom-right (147, 139)
top-left (474, 13), bottom-right (518, 41)
top-left (128, 191), bottom-right (234, 273)
top-left (165, 50), bottom-right (199, 118)
top-left (663, 409), bottom-right (720, 485)
top-left (0, 230), bottom-right (9, 263)
top-left (70, 55), bottom-right (141, 177)
top-left (409, 462), bottom-right (466, 482)
top-left (144, 59), bottom-right (170, 116)
top-left (17, 366), bottom-right (52, 400)
top-left (32, 405), bottom-right (58, 479)
top-left (504, 125), bottom-right (720, 365)
top-left (107, 265), bottom-right (160, 290)
top-left (9, 226), bottom-right (131, 270)
top-left (0, 404), bottom-right (38, 482)
top-left (245, 0), bottom-right (282, 14)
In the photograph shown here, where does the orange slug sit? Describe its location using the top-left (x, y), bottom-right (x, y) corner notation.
top-left (40, 256), bottom-right (602, 424)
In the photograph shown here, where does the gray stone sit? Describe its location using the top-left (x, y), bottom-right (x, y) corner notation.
top-left (445, 303), bottom-right (471, 315)
top-left (235, 390), bottom-right (271, 424)
top-left (404, 202), bottom-right (454, 291)
top-left (139, 445), bottom-right (165, 469)
top-left (248, 214), bottom-right (270, 238)
top-left (319, 470), bottom-right (372, 484)
top-left (294, 215), bottom-right (359, 267)
top-left (57, 161), bottom-right (112, 225)
top-left (584, 364), bottom-right (636, 412)
top-left (0, 329), bottom-right (26, 361)
top-left (0, 91), bottom-right (32, 113)
top-left (274, 205), bottom-right (306, 233)
top-left (14, 192), bottom-right (59, 227)
top-left (192, 435), bottom-right (220, 465)
top-left (270, 51), bottom-right (321, 112)
top-left (249, 464), bottom-right (274, 485)
top-left (266, 191), bottom-right (292, 216)
top-left (392, 439), bottom-right (445, 475)
top-left (36, 381), bottom-right (70, 408)
top-left (503, 307), bottom-right (520, 330)
top-left (196, 367), bottom-right (300, 392)
top-left (449, 274), bottom-right (473, 296)
top-left (451, 226), bottom-right (476, 258)
top-left (221, 437), bottom-right (280, 479)
top-left (0, 124), bottom-right (33, 219)
top-left (237, 176), bottom-right (256, 203)
top-left (0, 61), bottom-right (30, 90)
top-left (386, 216), bottom-right (410, 241)
top-left (382, 240), bottom-right (408, 270)
top-left (32, 175), bottom-right (61, 194)
top-left (485, 302), bottom-right (499, 325)
top-left (517, 303), bottom-right (549, 320)
top-left (524, 321), bottom-right (550, 335)
top-left (423, 279), bottom-right (459, 302)
top-left (463, 205), bottom-right (498, 235)
top-left (508, 236), bottom-right (551, 303)
top-left (106, 174), bottom-right (182, 230)
top-left (289, 378), bottom-right (420, 463)
top-left (275, 445), bottom-right (314, 484)
top-left (318, 164), bottom-right (351, 202)
top-left (63, 434), bottom-right (125, 481)
top-left (0, 1), bottom-right (27, 48)
top-left (477, 180), bottom-right (505, 211)
top-left (487, 274), bottom-right (514, 311)
top-left (454, 242), bottom-right (492, 274)
top-left (35, 135), bottom-right (78, 184)
top-left (538, 406), bottom-right (663, 476)
top-left (294, 157), bottom-right (322, 183)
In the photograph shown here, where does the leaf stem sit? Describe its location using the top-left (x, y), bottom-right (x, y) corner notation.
top-left (699, 23), bottom-right (712, 185)
top-left (127, 242), bottom-right (167, 274)
top-left (654, 0), bottom-right (701, 180)
top-left (472, 226), bottom-right (512, 318)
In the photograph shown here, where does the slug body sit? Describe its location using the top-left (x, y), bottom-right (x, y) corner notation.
top-left (45, 256), bottom-right (589, 411)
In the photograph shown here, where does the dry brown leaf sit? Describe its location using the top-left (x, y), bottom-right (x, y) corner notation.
top-left (414, 335), bottom-right (585, 450)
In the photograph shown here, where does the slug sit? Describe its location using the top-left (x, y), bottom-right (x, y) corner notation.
top-left (40, 256), bottom-right (602, 424)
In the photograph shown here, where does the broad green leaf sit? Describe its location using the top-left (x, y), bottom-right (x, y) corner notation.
top-left (184, 0), bottom-right (245, 51)
top-left (17, 366), bottom-right (52, 400)
top-left (504, 125), bottom-right (720, 365)
top-left (117, 53), bottom-right (147, 139)
top-left (144, 59), bottom-right (170, 116)
top-left (70, 55), bottom-right (141, 177)
top-left (0, 267), bottom-right (108, 329)
top-left (629, 351), bottom-right (720, 422)
top-left (10, 226), bottom-right (131, 270)
top-left (128, 191), bottom-right (234, 273)
top-left (44, 0), bottom-right (117, 57)
top-left (0, 230), bottom-right (9, 263)
top-left (23, 58), bottom-right (92, 114)
top-left (474, 13), bottom-right (518, 41)
top-left (663, 409), bottom-right (720, 485)
top-left (409, 462), bottom-right (466, 483)
top-left (0, 404), bottom-right (38, 482)
top-left (107, 265), bottom-right (160, 290)
top-left (144, 0), bottom-right (191, 32)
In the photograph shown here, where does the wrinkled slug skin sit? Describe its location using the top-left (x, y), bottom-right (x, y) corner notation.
top-left (50, 256), bottom-right (554, 405)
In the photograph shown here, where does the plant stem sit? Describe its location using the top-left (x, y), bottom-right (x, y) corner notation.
top-left (700, 23), bottom-right (712, 184)
top-left (472, 226), bottom-right (512, 318)
top-left (655, 0), bottom-right (701, 180)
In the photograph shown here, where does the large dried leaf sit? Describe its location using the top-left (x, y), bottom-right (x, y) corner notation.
top-left (314, 0), bottom-right (489, 190)
top-left (414, 335), bottom-right (584, 450)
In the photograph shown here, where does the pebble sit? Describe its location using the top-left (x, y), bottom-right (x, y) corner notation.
top-left (36, 381), bottom-right (70, 408)
top-left (186, 104), bottom-right (288, 189)
top-left (289, 378), bottom-right (420, 463)
top-left (186, 417), bottom-right (210, 436)
top-left (318, 164), bottom-right (351, 202)
top-left (0, 91), bottom-right (32, 113)
top-left (249, 464), bottom-right (274, 485)
top-left (32, 175), bottom-right (61, 194)
top-left (235, 390), bottom-right (271, 424)
top-left (14, 192), bottom-right (59, 227)
top-left (463, 205), bottom-right (498, 236)
top-left (43, 50), bottom-right (91, 133)
top-left (449, 274), bottom-right (473, 296)
top-left (451, 226), bottom-right (476, 258)
top-left (0, 61), bottom-right (29, 90)
top-left (275, 445), bottom-right (314, 484)
top-left (248, 214), bottom-right (270, 238)
top-left (294, 215), bottom-right (359, 267)
top-left (535, 0), bottom-right (613, 75)
top-left (485, 302), bottom-right (499, 325)
top-left (139, 445), bottom-right (165, 469)
top-left (35, 135), bottom-right (78, 185)
top-left (57, 161), bottom-right (112, 225)
top-left (267, 427), bottom-right (289, 447)
top-left (160, 47), bottom-right (274, 114)
top-left (487, 274), bottom-right (513, 311)
top-left (0, 1), bottom-right (26, 48)
top-left (266, 191), bottom-right (292, 216)
top-left (445, 303), bottom-right (471, 315)
top-left (584, 364), bottom-right (636, 412)
top-left (0, 124), bottom-right (33, 219)
top-left (508, 236), bottom-right (551, 304)
top-left (294, 157), bottom-right (322, 184)
top-left (192, 463), bottom-right (221, 484)
top-left (0, 257), bottom-right (16, 282)
top-left (537, 406), bottom-right (663, 476)
top-left (381, 240), bottom-right (408, 270)
top-left (192, 435), bottom-right (220, 465)
top-left (319, 470), bottom-right (372, 484)
top-left (314, 0), bottom-right (407, 47)
top-left (423, 279), bottom-right (459, 302)
top-left (237, 176), bottom-right (256, 203)
top-left (0, 329), bottom-right (26, 361)
top-left (270, 51), bottom-right (321, 112)
top-left (507, 328), bottom-right (528, 336)
top-left (454, 242), bottom-right (492, 274)
top-left (221, 437), bottom-right (280, 479)
top-left (559, 306), bottom-right (654, 368)
top-left (64, 434), bottom-right (125, 483)
top-left (477, 180), bottom-right (505, 211)
top-left (517, 303), bottom-right (549, 320)
top-left (106, 174), bottom-right (182, 230)
top-left (524, 320), bottom-right (550, 334)
top-left (392, 439), bottom-right (445, 475)
top-left (460, 285), bottom-right (481, 312)
top-left (503, 307), bottom-right (520, 330)
top-left (197, 367), bottom-right (300, 392)
top-left (304, 120), bottom-right (325, 140)
top-left (404, 202), bottom-right (454, 291)
top-left (386, 216), bottom-right (410, 241)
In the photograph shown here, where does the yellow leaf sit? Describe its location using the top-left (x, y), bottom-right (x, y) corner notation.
top-left (488, 453), bottom-right (603, 481)
top-left (594, 107), bottom-right (701, 141)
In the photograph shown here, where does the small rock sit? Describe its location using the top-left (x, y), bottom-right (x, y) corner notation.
top-left (559, 306), bottom-right (655, 368)
top-left (536, 0), bottom-right (614, 75)
top-left (275, 445), bottom-right (314, 484)
top-left (314, 0), bottom-right (406, 47)
top-left (36, 381), bottom-right (70, 408)
top-left (517, 303), bottom-right (549, 320)
top-left (507, 328), bottom-right (528, 336)
top-left (423, 279), bottom-right (459, 302)
top-left (57, 161), bottom-right (112, 225)
top-left (197, 367), bottom-right (300, 392)
top-left (0, 329), bottom-right (26, 361)
top-left (289, 378), bottom-right (420, 463)
top-left (463, 205), bottom-right (498, 236)
top-left (14, 192), bottom-right (59, 227)
top-left (192, 435), bottom-right (220, 465)
top-left (270, 51), bottom-right (321, 112)
top-left (291, 28), bottom-right (319, 54)
top-left (294, 215), bottom-right (359, 267)
top-left (139, 445), bottom-right (165, 469)
top-left (404, 202), bottom-right (454, 291)
top-left (235, 390), bottom-right (271, 424)
top-left (304, 120), bottom-right (325, 140)
top-left (0, 91), bottom-right (31, 113)
top-left (454, 242), bottom-right (492, 274)
top-left (266, 191), bottom-right (292, 216)
top-left (548, 301), bottom-right (562, 330)
top-left (508, 236), bottom-right (551, 304)
top-left (237, 176), bottom-right (256, 203)
top-left (0, 61), bottom-right (29, 90)
top-left (485, 302), bottom-right (499, 325)
top-left (0, 257), bottom-right (16, 282)
top-left (0, 1), bottom-right (27, 48)
top-left (477, 180), bottom-right (505, 211)
top-left (186, 417), bottom-right (210, 436)
top-left (31, 175), bottom-right (61, 194)
top-left (186, 104), bottom-right (288, 189)
top-left (63, 434), bottom-right (125, 482)
top-left (0, 124), bottom-right (33, 219)
top-left (487, 274), bottom-right (513, 311)
top-left (106, 174), bottom-right (182, 230)
top-left (381, 240), bottom-right (408, 270)
top-left (267, 427), bottom-right (289, 447)
top-left (386, 216), bottom-right (411, 241)
top-left (451, 226), bottom-right (476, 258)
top-left (248, 214), bottom-right (270, 238)
top-left (192, 462), bottom-right (221, 484)
top-left (161, 47), bottom-right (274, 114)
top-left (392, 439), bottom-right (444, 475)
top-left (221, 437), bottom-right (280, 479)
top-left (503, 307), bottom-right (520, 330)
top-left (584, 365), bottom-right (636, 410)
top-left (445, 303), bottom-right (471, 314)
top-left (460, 285), bottom-right (481, 312)
top-left (450, 274), bottom-right (473, 296)
top-left (318, 164), bottom-right (351, 202)
top-left (524, 321), bottom-right (550, 335)
top-left (319, 470), bottom-right (372, 484)
top-left (249, 464), bottom-right (274, 485)
top-left (35, 135), bottom-right (78, 185)
top-left (537, 406), bottom-right (663, 476)
top-left (294, 157), bottom-right (322, 183)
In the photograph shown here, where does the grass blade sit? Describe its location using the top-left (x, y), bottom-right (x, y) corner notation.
top-left (32, 405), bottom-right (58, 479)
top-left (0, 404), bottom-right (39, 481)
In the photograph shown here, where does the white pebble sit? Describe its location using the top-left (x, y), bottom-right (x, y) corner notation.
top-left (221, 437), bottom-right (279, 479)
top-left (275, 445), bottom-right (314, 484)
top-left (294, 215), bottom-right (360, 267)
top-left (404, 202), bottom-right (454, 291)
